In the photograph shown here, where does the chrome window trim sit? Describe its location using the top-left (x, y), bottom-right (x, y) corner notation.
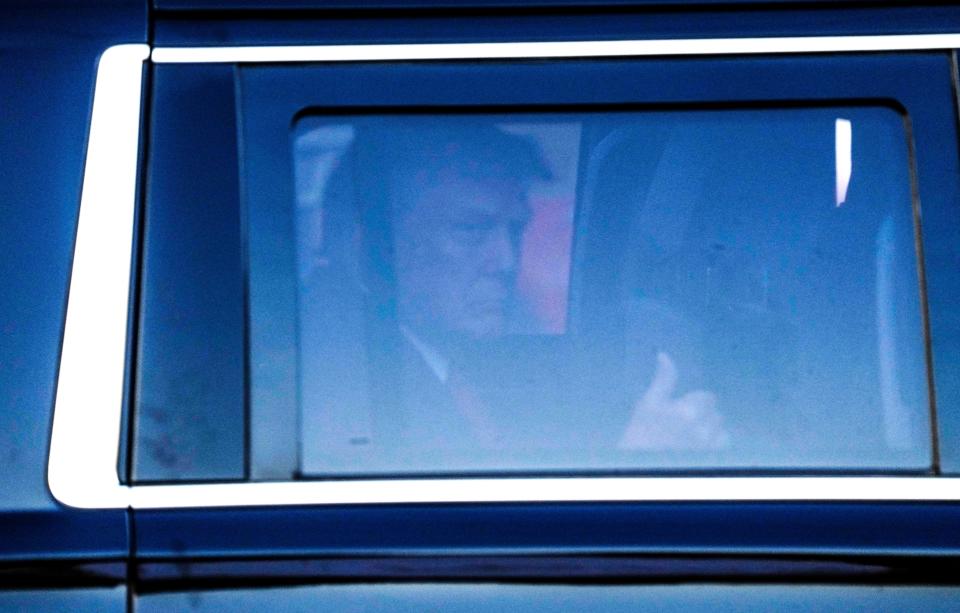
top-left (50, 37), bottom-right (960, 510)
top-left (152, 34), bottom-right (960, 63)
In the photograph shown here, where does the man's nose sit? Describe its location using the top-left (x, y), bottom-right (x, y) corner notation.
top-left (482, 224), bottom-right (517, 273)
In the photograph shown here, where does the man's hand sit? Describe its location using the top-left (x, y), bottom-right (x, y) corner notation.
top-left (618, 352), bottom-right (729, 451)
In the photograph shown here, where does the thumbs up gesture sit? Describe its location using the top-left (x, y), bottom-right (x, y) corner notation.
top-left (618, 352), bottom-right (729, 451)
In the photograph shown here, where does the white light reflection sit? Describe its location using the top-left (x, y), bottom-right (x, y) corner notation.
top-left (835, 118), bottom-right (852, 206)
top-left (47, 44), bottom-right (149, 509)
top-left (124, 477), bottom-right (960, 509)
top-left (151, 33), bottom-right (960, 64)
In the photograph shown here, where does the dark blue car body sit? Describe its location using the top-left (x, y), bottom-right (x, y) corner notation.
top-left (2, 1), bottom-right (960, 609)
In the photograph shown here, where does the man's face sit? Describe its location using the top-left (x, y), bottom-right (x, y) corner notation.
top-left (394, 168), bottom-right (531, 340)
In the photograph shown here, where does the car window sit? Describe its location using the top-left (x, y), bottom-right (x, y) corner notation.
top-left (130, 54), bottom-right (945, 485)
top-left (283, 108), bottom-right (928, 476)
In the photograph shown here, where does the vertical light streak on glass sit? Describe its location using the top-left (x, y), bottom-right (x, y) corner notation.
top-left (876, 215), bottom-right (912, 449)
top-left (835, 118), bottom-right (852, 206)
top-left (48, 44), bottom-right (148, 508)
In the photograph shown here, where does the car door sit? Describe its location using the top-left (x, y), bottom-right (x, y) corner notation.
top-left (41, 1), bottom-right (960, 609)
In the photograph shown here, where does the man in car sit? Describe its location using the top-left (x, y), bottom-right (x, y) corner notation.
top-left (379, 123), bottom-right (728, 453)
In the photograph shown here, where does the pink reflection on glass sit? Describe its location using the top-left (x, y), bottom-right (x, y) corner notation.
top-left (517, 194), bottom-right (574, 333)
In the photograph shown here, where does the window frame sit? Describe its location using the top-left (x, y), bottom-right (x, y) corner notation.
top-left (49, 36), bottom-right (960, 510)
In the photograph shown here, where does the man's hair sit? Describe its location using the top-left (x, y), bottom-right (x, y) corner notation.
top-left (376, 123), bottom-right (552, 206)
top-left (317, 121), bottom-right (551, 283)
top-left (323, 122), bottom-right (552, 232)
top-left (321, 122), bottom-right (550, 226)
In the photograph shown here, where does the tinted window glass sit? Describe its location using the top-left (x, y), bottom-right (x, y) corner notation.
top-left (134, 65), bottom-right (245, 482)
top-left (277, 107), bottom-right (929, 476)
